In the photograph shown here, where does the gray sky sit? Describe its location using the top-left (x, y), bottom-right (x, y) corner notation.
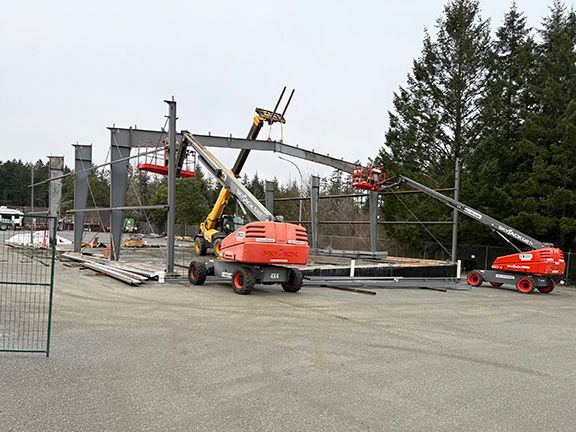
top-left (0, 0), bottom-right (565, 185)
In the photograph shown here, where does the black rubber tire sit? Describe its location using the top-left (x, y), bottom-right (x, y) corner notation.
top-left (188, 261), bottom-right (207, 285)
top-left (194, 237), bottom-right (207, 256)
top-left (213, 238), bottom-right (223, 256)
top-left (467, 271), bottom-right (483, 287)
top-left (537, 280), bottom-right (554, 294)
top-left (232, 267), bottom-right (255, 295)
top-left (0, 224), bottom-right (8, 231)
top-left (516, 277), bottom-right (534, 294)
top-left (282, 268), bottom-right (304, 293)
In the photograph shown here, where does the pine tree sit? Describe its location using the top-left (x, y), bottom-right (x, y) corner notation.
top-left (379, 0), bottom-right (491, 181)
top-left (462, 3), bottom-right (536, 243)
top-left (375, 0), bottom-right (491, 250)
top-left (505, 1), bottom-right (576, 248)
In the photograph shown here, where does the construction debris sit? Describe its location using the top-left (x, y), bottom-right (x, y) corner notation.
top-left (122, 237), bottom-right (145, 248)
top-left (81, 235), bottom-right (106, 248)
top-left (7, 231), bottom-right (72, 248)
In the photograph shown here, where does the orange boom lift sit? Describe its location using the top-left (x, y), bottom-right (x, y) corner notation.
top-left (352, 166), bottom-right (565, 294)
top-left (182, 131), bottom-right (309, 295)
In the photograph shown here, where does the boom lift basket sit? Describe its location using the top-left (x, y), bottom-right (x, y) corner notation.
top-left (352, 165), bottom-right (387, 191)
top-left (137, 139), bottom-right (197, 178)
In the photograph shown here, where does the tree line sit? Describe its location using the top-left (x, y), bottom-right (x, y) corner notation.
top-left (0, 159), bottom-right (310, 230)
top-left (376, 0), bottom-right (576, 252)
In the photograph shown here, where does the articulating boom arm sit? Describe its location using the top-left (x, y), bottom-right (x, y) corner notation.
top-left (181, 131), bottom-right (273, 222)
top-left (383, 176), bottom-right (548, 250)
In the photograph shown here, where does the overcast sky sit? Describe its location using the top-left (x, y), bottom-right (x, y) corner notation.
top-left (0, 0), bottom-right (567, 185)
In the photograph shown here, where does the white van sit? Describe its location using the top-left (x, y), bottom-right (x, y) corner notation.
top-left (0, 206), bottom-right (24, 230)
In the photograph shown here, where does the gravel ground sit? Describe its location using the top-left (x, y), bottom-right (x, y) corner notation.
top-left (2, 261), bottom-right (576, 431)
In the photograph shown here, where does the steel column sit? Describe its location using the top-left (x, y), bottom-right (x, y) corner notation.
top-left (369, 190), bottom-right (378, 254)
top-left (48, 156), bottom-right (64, 237)
top-left (73, 145), bottom-right (92, 252)
top-left (165, 99), bottom-right (177, 274)
top-left (451, 158), bottom-right (461, 262)
top-left (265, 181), bottom-right (275, 214)
top-left (110, 130), bottom-right (131, 260)
top-left (310, 176), bottom-right (320, 249)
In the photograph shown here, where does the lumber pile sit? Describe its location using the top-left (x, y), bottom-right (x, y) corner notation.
top-left (122, 238), bottom-right (145, 248)
top-left (62, 252), bottom-right (159, 286)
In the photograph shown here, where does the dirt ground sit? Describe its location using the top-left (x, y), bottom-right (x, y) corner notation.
top-left (2, 261), bottom-right (576, 431)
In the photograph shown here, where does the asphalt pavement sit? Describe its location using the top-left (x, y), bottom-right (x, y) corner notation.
top-left (2, 262), bottom-right (576, 431)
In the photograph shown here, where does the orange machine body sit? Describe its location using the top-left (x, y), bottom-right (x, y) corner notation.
top-left (219, 221), bottom-right (309, 265)
top-left (491, 247), bottom-right (565, 276)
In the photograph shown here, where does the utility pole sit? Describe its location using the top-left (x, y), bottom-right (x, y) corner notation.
top-left (165, 98), bottom-right (177, 274)
top-left (451, 158), bottom-right (461, 262)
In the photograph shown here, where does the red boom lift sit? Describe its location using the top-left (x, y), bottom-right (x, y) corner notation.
top-left (352, 166), bottom-right (566, 294)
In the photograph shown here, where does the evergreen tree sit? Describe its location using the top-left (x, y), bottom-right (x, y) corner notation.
top-left (375, 0), bottom-right (491, 250)
top-left (148, 166), bottom-right (213, 228)
top-left (246, 173), bottom-right (265, 202)
top-left (506, 1), bottom-right (576, 248)
top-left (462, 3), bottom-right (536, 244)
top-left (379, 0), bottom-right (491, 181)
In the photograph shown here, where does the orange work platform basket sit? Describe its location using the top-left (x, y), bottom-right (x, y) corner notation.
top-left (136, 140), bottom-right (196, 178)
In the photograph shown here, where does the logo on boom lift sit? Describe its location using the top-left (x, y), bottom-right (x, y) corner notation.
top-left (497, 226), bottom-right (534, 247)
top-left (463, 207), bottom-right (483, 220)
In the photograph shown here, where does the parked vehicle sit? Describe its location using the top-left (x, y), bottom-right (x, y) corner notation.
top-left (0, 206), bottom-right (24, 230)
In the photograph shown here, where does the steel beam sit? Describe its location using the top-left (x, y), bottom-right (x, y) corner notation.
top-left (310, 176), bottom-right (320, 249)
top-left (369, 191), bottom-right (378, 254)
top-left (109, 129), bottom-right (132, 260)
top-left (73, 145), bottom-right (92, 252)
top-left (273, 188), bottom-right (456, 201)
top-left (106, 127), bottom-right (358, 173)
top-left (69, 205), bottom-right (167, 213)
top-left (29, 147), bottom-right (165, 188)
top-left (166, 100), bottom-right (177, 274)
top-left (265, 180), bottom-right (275, 214)
top-left (48, 156), bottom-right (64, 237)
top-left (451, 158), bottom-right (461, 262)
top-left (194, 134), bottom-right (357, 173)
